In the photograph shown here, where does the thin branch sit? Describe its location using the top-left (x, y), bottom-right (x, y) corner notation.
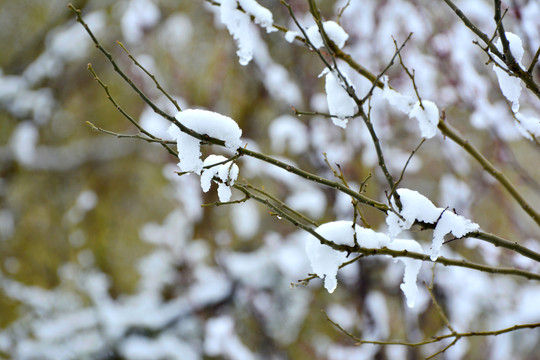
top-left (300, 0), bottom-right (400, 206)
top-left (238, 147), bottom-right (390, 213)
top-left (293, 254), bottom-right (363, 287)
top-left (494, 0), bottom-right (515, 65)
top-left (394, 37), bottom-right (424, 109)
top-left (292, 108), bottom-right (336, 118)
top-left (426, 282), bottom-right (455, 333)
top-left (327, 311), bottom-right (540, 348)
top-left (469, 230), bottom-right (540, 263)
top-left (441, 0), bottom-right (501, 57)
top-left (68, 4), bottom-right (179, 125)
top-left (235, 184), bottom-right (540, 280)
top-left (116, 41), bottom-right (182, 112)
top-left (244, 183), bottom-right (320, 227)
top-left (86, 64), bottom-right (176, 156)
top-left (528, 45), bottom-right (540, 74)
top-left (201, 196), bottom-right (249, 208)
top-left (86, 122), bottom-right (176, 155)
top-left (438, 118), bottom-right (540, 227)
top-left (70, 3), bottom-right (398, 219)
top-left (388, 139), bottom-right (425, 201)
top-left (426, 338), bottom-right (459, 360)
top-left (361, 33), bottom-right (413, 103)
top-left (323, 153), bottom-right (370, 227)
top-left (441, 0), bottom-right (540, 99)
top-left (336, 0), bottom-right (351, 24)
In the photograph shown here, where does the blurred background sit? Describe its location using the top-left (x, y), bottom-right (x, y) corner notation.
top-left (0, 0), bottom-right (539, 359)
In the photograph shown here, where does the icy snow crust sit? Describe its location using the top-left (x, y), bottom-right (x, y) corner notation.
top-left (305, 221), bottom-right (423, 308)
top-left (167, 109), bottom-right (242, 175)
top-left (386, 188), bottom-right (479, 260)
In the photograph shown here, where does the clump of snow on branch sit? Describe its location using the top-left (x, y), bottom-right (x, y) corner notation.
top-left (167, 109), bottom-right (242, 174)
top-left (408, 100), bottom-right (439, 139)
top-left (492, 32), bottom-right (524, 113)
top-left (219, 0), bottom-right (276, 65)
top-left (237, 0), bottom-right (274, 31)
top-left (306, 21), bottom-right (349, 49)
top-left (305, 221), bottom-right (423, 307)
top-left (320, 68), bottom-right (358, 128)
top-left (386, 189), bottom-right (479, 260)
top-left (382, 76), bottom-right (415, 114)
top-left (200, 155), bottom-right (239, 202)
top-left (515, 113), bottom-right (540, 141)
top-left (382, 76), bottom-right (439, 138)
top-left (284, 30), bottom-right (299, 43)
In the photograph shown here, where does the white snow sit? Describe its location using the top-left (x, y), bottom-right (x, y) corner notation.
top-left (382, 76), bottom-right (415, 114)
top-left (286, 187), bottom-right (327, 219)
top-left (408, 100), bottom-right (439, 138)
top-left (205, 316), bottom-right (255, 360)
top-left (50, 11), bottom-right (106, 63)
top-left (268, 115), bottom-right (309, 154)
top-left (139, 96), bottom-right (186, 140)
top-left (121, 0), bottom-right (160, 44)
top-left (231, 201), bottom-right (260, 239)
top-left (200, 155), bottom-right (239, 202)
top-left (383, 77), bottom-right (439, 138)
top-left (10, 121), bottom-right (39, 166)
top-left (285, 30), bottom-right (299, 43)
top-left (515, 113), bottom-right (540, 141)
top-left (321, 68), bottom-right (358, 127)
top-left (220, 0), bottom-right (253, 65)
top-left (157, 13), bottom-right (193, 49)
top-left (237, 0), bottom-right (276, 33)
top-left (0, 210), bottom-right (14, 240)
top-left (326, 303), bottom-right (358, 331)
top-left (219, 0), bottom-right (276, 65)
top-left (305, 221), bottom-right (423, 307)
top-left (492, 32), bottom-right (524, 113)
top-left (252, 34), bottom-right (302, 105)
top-left (439, 174), bottom-right (473, 215)
top-left (306, 21), bottom-right (349, 49)
top-left (305, 221), bottom-right (357, 293)
top-left (120, 335), bottom-right (198, 360)
top-left (386, 188), bottom-right (479, 260)
top-left (75, 190), bottom-right (98, 212)
top-left (167, 109), bottom-right (242, 174)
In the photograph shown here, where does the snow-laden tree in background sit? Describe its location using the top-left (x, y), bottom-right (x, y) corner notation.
top-left (1, 0), bottom-right (540, 359)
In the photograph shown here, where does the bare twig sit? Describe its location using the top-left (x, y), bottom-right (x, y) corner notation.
top-left (116, 41), bottom-right (182, 112)
top-left (388, 139), bottom-right (425, 201)
top-left (438, 118), bottom-right (540, 227)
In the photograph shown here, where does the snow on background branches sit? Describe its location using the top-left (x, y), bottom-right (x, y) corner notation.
top-left (1, 0), bottom-right (540, 359)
